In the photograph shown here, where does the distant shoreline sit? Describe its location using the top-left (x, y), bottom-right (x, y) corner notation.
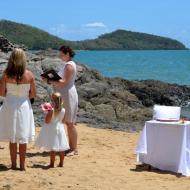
top-left (29, 48), bottom-right (190, 51)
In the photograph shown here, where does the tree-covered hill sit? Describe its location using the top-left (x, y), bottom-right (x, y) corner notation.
top-left (0, 20), bottom-right (66, 49)
top-left (0, 20), bottom-right (187, 50)
top-left (73, 29), bottom-right (186, 50)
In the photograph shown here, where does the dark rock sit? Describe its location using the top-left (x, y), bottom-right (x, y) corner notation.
top-left (125, 80), bottom-right (190, 107)
top-left (0, 35), bottom-right (27, 53)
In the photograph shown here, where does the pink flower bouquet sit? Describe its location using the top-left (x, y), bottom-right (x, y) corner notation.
top-left (41, 102), bottom-right (53, 113)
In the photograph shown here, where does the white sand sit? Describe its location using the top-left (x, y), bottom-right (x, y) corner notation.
top-left (0, 124), bottom-right (190, 190)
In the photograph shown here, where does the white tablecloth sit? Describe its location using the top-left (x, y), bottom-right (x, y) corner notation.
top-left (136, 120), bottom-right (190, 176)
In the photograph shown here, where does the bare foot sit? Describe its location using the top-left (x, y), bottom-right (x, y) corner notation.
top-left (11, 164), bottom-right (17, 170)
top-left (44, 164), bottom-right (54, 169)
top-left (58, 163), bottom-right (64, 167)
top-left (20, 167), bottom-right (26, 171)
top-left (57, 161), bottom-right (63, 167)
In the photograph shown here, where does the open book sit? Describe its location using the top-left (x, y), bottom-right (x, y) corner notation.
top-left (41, 69), bottom-right (62, 81)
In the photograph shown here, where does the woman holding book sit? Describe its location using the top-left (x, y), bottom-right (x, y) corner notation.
top-left (42, 46), bottom-right (78, 156)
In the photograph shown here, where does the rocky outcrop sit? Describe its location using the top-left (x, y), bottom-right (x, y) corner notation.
top-left (125, 80), bottom-right (190, 107)
top-left (1, 49), bottom-right (190, 131)
top-left (0, 35), bottom-right (26, 53)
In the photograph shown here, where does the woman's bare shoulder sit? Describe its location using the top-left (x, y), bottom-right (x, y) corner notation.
top-left (22, 70), bottom-right (35, 83)
top-left (25, 69), bottom-right (35, 78)
top-left (65, 64), bottom-right (74, 71)
top-left (25, 69), bottom-right (34, 75)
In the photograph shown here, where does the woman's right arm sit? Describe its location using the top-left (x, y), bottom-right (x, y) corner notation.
top-left (45, 110), bottom-right (53, 124)
top-left (0, 74), bottom-right (6, 97)
top-left (29, 72), bottom-right (36, 99)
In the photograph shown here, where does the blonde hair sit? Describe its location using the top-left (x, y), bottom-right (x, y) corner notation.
top-left (4, 48), bottom-right (27, 82)
top-left (51, 92), bottom-right (62, 119)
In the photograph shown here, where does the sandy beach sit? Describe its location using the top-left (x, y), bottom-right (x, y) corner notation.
top-left (0, 124), bottom-right (190, 190)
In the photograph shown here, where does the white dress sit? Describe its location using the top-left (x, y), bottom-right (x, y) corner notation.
top-left (55, 61), bottom-right (78, 123)
top-left (35, 108), bottom-right (69, 151)
top-left (0, 83), bottom-right (35, 144)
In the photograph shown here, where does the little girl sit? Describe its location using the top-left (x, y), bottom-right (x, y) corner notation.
top-left (35, 92), bottom-right (69, 168)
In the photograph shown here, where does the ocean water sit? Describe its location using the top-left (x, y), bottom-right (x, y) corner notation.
top-left (75, 50), bottom-right (190, 85)
top-left (75, 50), bottom-right (190, 117)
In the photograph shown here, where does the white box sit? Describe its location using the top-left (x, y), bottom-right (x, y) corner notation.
top-left (153, 105), bottom-right (181, 121)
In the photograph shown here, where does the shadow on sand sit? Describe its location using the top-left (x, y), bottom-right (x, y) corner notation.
top-left (31, 164), bottom-right (56, 170)
top-left (26, 151), bottom-right (49, 158)
top-left (130, 164), bottom-right (184, 178)
top-left (0, 164), bottom-right (10, 172)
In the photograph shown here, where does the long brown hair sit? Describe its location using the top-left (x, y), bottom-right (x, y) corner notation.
top-left (51, 92), bottom-right (62, 119)
top-left (4, 48), bottom-right (27, 82)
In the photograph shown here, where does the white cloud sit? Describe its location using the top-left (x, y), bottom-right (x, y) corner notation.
top-left (83, 22), bottom-right (107, 28)
top-left (48, 23), bottom-right (109, 41)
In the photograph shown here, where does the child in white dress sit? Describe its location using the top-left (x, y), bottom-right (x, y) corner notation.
top-left (35, 92), bottom-right (69, 168)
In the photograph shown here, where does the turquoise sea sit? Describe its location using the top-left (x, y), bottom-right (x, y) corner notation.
top-left (75, 50), bottom-right (190, 117)
top-left (75, 50), bottom-right (190, 85)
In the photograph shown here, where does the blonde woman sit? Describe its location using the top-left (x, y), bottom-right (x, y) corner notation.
top-left (35, 92), bottom-right (69, 168)
top-left (0, 48), bottom-right (36, 171)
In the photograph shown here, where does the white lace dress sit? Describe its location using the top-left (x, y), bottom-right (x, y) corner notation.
top-left (0, 83), bottom-right (35, 143)
top-left (35, 108), bottom-right (69, 151)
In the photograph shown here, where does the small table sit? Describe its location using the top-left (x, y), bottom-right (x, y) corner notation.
top-left (136, 120), bottom-right (190, 176)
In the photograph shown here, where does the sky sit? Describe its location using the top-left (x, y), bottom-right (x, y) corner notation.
top-left (0, 0), bottom-right (190, 47)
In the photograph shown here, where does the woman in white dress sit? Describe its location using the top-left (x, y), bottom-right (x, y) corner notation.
top-left (42, 46), bottom-right (78, 156)
top-left (35, 92), bottom-right (69, 168)
top-left (0, 48), bottom-right (36, 170)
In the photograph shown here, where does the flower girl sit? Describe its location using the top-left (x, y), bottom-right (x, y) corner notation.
top-left (35, 92), bottom-right (69, 168)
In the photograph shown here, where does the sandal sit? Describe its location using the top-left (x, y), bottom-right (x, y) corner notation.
top-left (66, 150), bottom-right (78, 157)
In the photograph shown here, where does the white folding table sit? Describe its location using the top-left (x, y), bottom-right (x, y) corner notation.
top-left (136, 120), bottom-right (190, 176)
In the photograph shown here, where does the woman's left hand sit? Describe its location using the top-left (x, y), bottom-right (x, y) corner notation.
top-left (41, 76), bottom-right (52, 85)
